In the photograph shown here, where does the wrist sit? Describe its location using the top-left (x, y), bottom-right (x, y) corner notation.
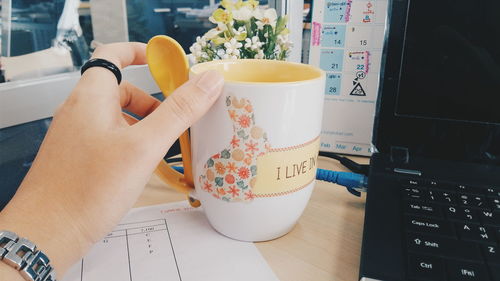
top-left (0, 262), bottom-right (25, 281)
top-left (0, 230), bottom-right (57, 280)
top-left (0, 193), bottom-right (92, 278)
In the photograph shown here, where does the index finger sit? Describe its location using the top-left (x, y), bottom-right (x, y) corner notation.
top-left (91, 42), bottom-right (147, 69)
top-left (73, 42), bottom-right (147, 107)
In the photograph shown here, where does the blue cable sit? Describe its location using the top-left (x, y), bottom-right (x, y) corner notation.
top-left (171, 166), bottom-right (367, 197)
top-left (315, 168), bottom-right (368, 197)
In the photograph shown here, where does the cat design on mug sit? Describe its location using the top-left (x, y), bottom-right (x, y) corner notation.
top-left (199, 96), bottom-right (271, 202)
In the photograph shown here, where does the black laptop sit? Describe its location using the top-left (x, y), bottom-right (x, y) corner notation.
top-left (359, 0), bottom-right (500, 280)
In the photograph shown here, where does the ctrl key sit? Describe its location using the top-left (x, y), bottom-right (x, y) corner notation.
top-left (408, 254), bottom-right (446, 281)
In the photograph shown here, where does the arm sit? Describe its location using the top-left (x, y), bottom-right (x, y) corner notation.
top-left (0, 42), bottom-right (223, 280)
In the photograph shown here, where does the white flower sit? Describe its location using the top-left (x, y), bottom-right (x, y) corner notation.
top-left (277, 34), bottom-right (293, 50)
top-left (254, 50), bottom-right (265, 59)
top-left (232, 6), bottom-right (253, 21)
top-left (216, 48), bottom-right (226, 58)
top-left (254, 8), bottom-right (277, 30)
top-left (277, 34), bottom-right (287, 44)
top-left (224, 38), bottom-right (243, 58)
top-left (189, 42), bottom-right (202, 55)
top-left (205, 24), bottom-right (227, 39)
top-left (244, 36), bottom-right (263, 50)
top-left (196, 36), bottom-right (208, 47)
top-left (233, 26), bottom-right (247, 40)
top-left (189, 43), bottom-right (203, 62)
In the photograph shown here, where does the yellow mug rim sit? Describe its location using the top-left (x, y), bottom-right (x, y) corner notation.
top-left (190, 59), bottom-right (325, 85)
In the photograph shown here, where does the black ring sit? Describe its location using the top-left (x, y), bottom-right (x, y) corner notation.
top-left (81, 58), bottom-right (122, 85)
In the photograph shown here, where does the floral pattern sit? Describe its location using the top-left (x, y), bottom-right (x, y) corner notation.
top-left (199, 96), bottom-right (270, 202)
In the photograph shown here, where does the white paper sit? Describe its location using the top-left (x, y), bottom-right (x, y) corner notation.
top-left (62, 202), bottom-right (279, 281)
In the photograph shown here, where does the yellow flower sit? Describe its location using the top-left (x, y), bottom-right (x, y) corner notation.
top-left (281, 27), bottom-right (290, 35)
top-left (212, 8), bottom-right (233, 24)
top-left (245, 0), bottom-right (259, 9)
top-left (212, 37), bottom-right (228, 45)
top-left (235, 31), bottom-right (247, 41)
top-left (220, 0), bottom-right (235, 10)
top-left (234, 0), bottom-right (245, 9)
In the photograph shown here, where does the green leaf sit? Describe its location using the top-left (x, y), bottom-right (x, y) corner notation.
top-left (245, 21), bottom-right (253, 38)
top-left (234, 20), bottom-right (246, 29)
top-left (265, 41), bottom-right (275, 57)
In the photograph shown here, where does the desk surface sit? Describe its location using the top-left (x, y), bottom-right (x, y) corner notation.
top-left (134, 156), bottom-right (369, 281)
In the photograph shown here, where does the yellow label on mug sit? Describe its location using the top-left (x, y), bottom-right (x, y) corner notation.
top-left (253, 137), bottom-right (320, 196)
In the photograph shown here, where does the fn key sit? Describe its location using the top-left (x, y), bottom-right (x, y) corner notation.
top-left (447, 260), bottom-right (490, 281)
top-left (408, 254), bottom-right (446, 281)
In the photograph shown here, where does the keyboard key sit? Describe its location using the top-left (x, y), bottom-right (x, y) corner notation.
top-left (402, 178), bottom-right (424, 187)
top-left (407, 254), bottom-right (446, 281)
top-left (458, 194), bottom-right (488, 209)
top-left (456, 223), bottom-right (497, 244)
top-left (455, 184), bottom-right (486, 195)
top-left (444, 206), bottom-right (480, 223)
top-left (403, 186), bottom-right (428, 201)
top-left (438, 183), bottom-right (485, 195)
top-left (406, 216), bottom-right (455, 237)
top-left (407, 233), bottom-right (482, 261)
top-left (405, 201), bottom-right (443, 218)
top-left (429, 190), bottom-right (457, 205)
top-left (482, 245), bottom-right (500, 265)
top-left (486, 197), bottom-right (500, 212)
top-left (446, 260), bottom-right (490, 280)
top-left (479, 210), bottom-right (500, 227)
top-left (485, 187), bottom-right (500, 198)
top-left (425, 179), bottom-right (439, 188)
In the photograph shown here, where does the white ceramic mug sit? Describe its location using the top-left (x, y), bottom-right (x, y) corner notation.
top-left (188, 59), bottom-right (325, 241)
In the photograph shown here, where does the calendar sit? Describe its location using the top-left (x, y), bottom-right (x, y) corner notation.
top-left (309, 0), bottom-right (389, 156)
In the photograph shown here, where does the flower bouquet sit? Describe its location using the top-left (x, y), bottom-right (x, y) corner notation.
top-left (189, 0), bottom-right (293, 63)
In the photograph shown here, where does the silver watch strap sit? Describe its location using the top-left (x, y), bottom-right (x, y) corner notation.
top-left (0, 230), bottom-right (57, 281)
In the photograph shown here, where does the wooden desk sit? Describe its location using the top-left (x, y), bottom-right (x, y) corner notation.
top-left (134, 156), bottom-right (369, 281)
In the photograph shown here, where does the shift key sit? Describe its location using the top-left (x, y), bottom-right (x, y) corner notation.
top-left (407, 233), bottom-right (482, 262)
top-left (406, 215), bottom-right (455, 237)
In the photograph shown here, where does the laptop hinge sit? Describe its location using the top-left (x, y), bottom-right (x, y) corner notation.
top-left (390, 146), bottom-right (409, 164)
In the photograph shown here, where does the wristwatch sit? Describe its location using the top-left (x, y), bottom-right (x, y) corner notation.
top-left (0, 230), bottom-right (57, 281)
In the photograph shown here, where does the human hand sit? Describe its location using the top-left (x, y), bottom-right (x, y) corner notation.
top-left (0, 42), bottom-right (223, 279)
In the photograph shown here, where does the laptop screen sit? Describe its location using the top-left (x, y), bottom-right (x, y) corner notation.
top-left (395, 0), bottom-right (500, 125)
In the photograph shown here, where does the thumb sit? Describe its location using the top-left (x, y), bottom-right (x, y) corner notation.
top-left (135, 70), bottom-right (224, 148)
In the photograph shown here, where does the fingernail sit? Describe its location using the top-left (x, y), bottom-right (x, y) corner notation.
top-left (196, 70), bottom-right (224, 97)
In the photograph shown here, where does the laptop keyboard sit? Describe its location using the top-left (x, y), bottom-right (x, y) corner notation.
top-left (402, 179), bottom-right (500, 281)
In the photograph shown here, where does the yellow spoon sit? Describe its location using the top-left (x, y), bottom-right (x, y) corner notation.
top-left (146, 35), bottom-right (195, 196)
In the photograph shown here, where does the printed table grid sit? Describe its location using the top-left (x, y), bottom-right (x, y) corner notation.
top-left (67, 219), bottom-right (182, 281)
